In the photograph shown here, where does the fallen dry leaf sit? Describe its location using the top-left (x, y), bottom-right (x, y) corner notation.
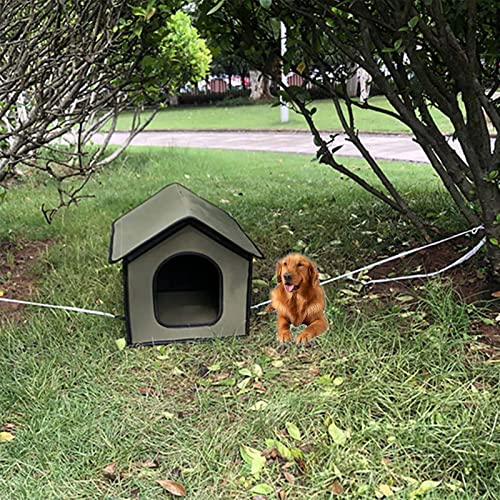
top-left (309, 365), bottom-right (320, 377)
top-left (250, 400), bottom-right (268, 411)
top-left (0, 431), bottom-right (14, 443)
top-left (491, 291), bottom-right (500, 298)
top-left (278, 489), bottom-right (287, 500)
top-left (252, 381), bottom-right (266, 392)
top-left (295, 457), bottom-right (307, 475)
top-left (283, 471), bottom-right (295, 485)
top-left (170, 467), bottom-right (182, 479)
top-left (266, 347), bottom-right (280, 358)
top-left (156, 479), bottom-right (187, 497)
top-left (262, 448), bottom-right (279, 459)
top-left (328, 480), bottom-right (343, 495)
top-left (298, 443), bottom-right (312, 453)
top-left (102, 462), bottom-right (118, 481)
top-left (379, 484), bottom-right (394, 497)
top-left (138, 386), bottom-right (156, 396)
top-left (139, 459), bottom-right (158, 469)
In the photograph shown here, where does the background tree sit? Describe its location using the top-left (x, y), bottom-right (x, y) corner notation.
top-left (195, 1), bottom-right (275, 99)
top-left (199, 0), bottom-right (500, 287)
top-left (0, 0), bottom-right (211, 220)
top-left (210, 53), bottom-right (250, 89)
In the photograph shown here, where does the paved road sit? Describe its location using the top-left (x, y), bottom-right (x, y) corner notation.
top-left (94, 129), bottom-right (474, 164)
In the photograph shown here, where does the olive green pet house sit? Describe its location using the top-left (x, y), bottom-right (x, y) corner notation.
top-left (109, 183), bottom-right (263, 346)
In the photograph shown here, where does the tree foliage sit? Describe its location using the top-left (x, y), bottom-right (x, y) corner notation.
top-left (200, 0), bottom-right (500, 285)
top-left (0, 0), bottom-right (210, 220)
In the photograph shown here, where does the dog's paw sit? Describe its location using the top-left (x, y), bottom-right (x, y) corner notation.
top-left (295, 331), bottom-right (313, 344)
top-left (277, 330), bottom-right (292, 343)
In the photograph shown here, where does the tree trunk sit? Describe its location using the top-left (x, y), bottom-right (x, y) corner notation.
top-left (358, 67), bottom-right (371, 104)
top-left (249, 70), bottom-right (272, 100)
top-left (485, 228), bottom-right (500, 291)
top-left (476, 179), bottom-right (500, 290)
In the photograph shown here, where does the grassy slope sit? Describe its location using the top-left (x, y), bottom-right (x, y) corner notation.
top-left (116, 97), bottom-right (453, 134)
top-left (0, 148), bottom-right (498, 499)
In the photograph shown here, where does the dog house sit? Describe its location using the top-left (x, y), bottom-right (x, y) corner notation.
top-left (109, 183), bottom-right (263, 346)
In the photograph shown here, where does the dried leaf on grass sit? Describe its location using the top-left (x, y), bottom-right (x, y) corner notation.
top-left (295, 457), bottom-right (307, 474)
top-left (250, 400), bottom-right (268, 411)
top-left (102, 462), bottom-right (120, 481)
top-left (378, 484), bottom-right (394, 497)
top-left (328, 480), bottom-right (343, 495)
top-left (138, 386), bottom-right (156, 396)
top-left (139, 459), bottom-right (158, 469)
top-left (156, 479), bottom-right (187, 497)
top-left (0, 431), bottom-right (14, 442)
top-left (278, 489), bottom-right (287, 500)
top-left (252, 381), bottom-right (266, 392)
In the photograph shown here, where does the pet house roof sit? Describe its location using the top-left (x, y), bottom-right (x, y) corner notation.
top-left (109, 183), bottom-right (263, 263)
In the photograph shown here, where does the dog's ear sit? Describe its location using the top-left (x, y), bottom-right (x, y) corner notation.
top-left (308, 260), bottom-right (319, 286)
top-left (276, 260), bottom-right (283, 283)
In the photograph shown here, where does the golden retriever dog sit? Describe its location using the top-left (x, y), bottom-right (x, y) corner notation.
top-left (267, 253), bottom-right (328, 344)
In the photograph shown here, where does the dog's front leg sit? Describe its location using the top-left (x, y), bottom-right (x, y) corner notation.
top-left (277, 314), bottom-right (292, 343)
top-left (295, 316), bottom-right (328, 344)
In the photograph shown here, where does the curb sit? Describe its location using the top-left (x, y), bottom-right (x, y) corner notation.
top-left (118, 128), bottom-right (414, 136)
top-left (116, 128), bottom-right (497, 138)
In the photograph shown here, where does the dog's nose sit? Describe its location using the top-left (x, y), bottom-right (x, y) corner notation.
top-left (283, 273), bottom-right (292, 282)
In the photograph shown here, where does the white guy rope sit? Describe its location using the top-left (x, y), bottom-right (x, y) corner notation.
top-left (358, 237), bottom-right (486, 285)
top-left (0, 225), bottom-right (485, 317)
top-left (0, 297), bottom-right (118, 318)
top-left (250, 225), bottom-right (484, 310)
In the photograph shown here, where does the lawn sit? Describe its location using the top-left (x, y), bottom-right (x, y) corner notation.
top-left (1, 147), bottom-right (498, 499)
top-left (115, 97), bottom-right (454, 134)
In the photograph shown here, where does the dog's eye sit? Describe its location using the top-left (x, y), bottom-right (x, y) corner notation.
top-left (297, 263), bottom-right (303, 267)
top-left (283, 262), bottom-right (288, 266)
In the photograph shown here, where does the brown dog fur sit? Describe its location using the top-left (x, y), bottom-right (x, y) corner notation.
top-left (267, 253), bottom-right (328, 344)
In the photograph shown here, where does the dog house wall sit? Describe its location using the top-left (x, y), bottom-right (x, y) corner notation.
top-left (110, 183), bottom-right (263, 346)
top-left (125, 224), bottom-right (252, 345)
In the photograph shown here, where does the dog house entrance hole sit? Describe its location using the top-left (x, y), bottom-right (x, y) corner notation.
top-left (154, 254), bottom-right (222, 327)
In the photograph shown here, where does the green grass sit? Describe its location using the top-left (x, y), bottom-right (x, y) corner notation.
top-left (116, 97), bottom-right (453, 134)
top-left (1, 148), bottom-right (498, 499)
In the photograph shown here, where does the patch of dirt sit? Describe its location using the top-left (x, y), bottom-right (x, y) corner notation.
top-left (470, 323), bottom-right (500, 361)
top-left (368, 235), bottom-right (491, 302)
top-left (0, 239), bottom-right (53, 324)
top-left (365, 235), bottom-right (499, 358)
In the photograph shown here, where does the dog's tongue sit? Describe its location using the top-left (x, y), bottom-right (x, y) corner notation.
top-left (284, 284), bottom-right (295, 293)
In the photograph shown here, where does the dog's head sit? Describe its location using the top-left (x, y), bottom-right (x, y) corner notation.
top-left (276, 253), bottom-right (319, 293)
